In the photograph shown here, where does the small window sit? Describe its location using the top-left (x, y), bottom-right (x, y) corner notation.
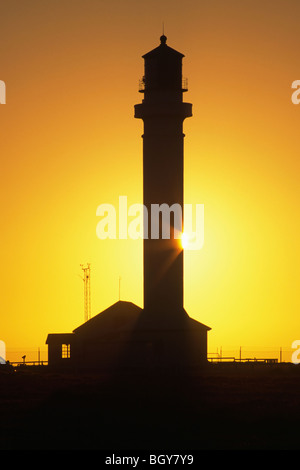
top-left (62, 343), bottom-right (71, 359)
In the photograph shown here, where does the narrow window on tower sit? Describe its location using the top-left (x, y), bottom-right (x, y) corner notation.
top-left (62, 343), bottom-right (71, 359)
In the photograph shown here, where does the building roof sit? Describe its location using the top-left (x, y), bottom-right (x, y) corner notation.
top-left (72, 301), bottom-right (142, 338)
top-left (135, 308), bottom-right (211, 332)
top-left (142, 35), bottom-right (185, 60)
top-left (46, 333), bottom-right (75, 345)
top-left (46, 300), bottom-right (210, 345)
top-left (72, 300), bottom-right (210, 337)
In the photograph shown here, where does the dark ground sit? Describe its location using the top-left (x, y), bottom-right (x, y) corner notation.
top-left (0, 362), bottom-right (300, 451)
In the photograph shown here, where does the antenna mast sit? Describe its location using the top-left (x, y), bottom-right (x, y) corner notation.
top-left (80, 263), bottom-right (91, 322)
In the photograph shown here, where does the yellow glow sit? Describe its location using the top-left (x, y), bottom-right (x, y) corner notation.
top-left (181, 233), bottom-right (189, 250)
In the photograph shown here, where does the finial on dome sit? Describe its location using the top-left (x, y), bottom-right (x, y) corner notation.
top-left (160, 34), bottom-right (167, 45)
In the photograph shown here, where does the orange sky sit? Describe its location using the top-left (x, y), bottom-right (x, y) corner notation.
top-left (0, 0), bottom-right (299, 362)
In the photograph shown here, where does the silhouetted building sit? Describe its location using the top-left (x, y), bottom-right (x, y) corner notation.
top-left (46, 36), bottom-right (211, 370)
top-left (47, 301), bottom-right (142, 370)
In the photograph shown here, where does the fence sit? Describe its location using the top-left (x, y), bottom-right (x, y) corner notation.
top-left (3, 346), bottom-right (296, 366)
top-left (208, 347), bottom-right (293, 364)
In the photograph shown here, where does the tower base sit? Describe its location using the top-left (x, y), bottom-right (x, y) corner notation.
top-left (46, 301), bottom-right (211, 371)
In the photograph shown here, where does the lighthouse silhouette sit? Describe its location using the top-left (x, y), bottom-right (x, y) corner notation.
top-left (135, 34), bottom-right (192, 318)
top-left (46, 35), bottom-right (211, 370)
top-left (132, 35), bottom-right (211, 366)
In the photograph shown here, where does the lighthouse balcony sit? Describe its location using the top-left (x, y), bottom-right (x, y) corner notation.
top-left (138, 77), bottom-right (188, 93)
top-left (139, 77), bottom-right (145, 92)
top-left (182, 77), bottom-right (188, 92)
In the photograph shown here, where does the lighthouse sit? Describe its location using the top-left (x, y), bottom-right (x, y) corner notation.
top-left (132, 35), bottom-right (211, 366)
top-left (134, 35), bottom-right (192, 320)
top-left (46, 35), bottom-right (210, 370)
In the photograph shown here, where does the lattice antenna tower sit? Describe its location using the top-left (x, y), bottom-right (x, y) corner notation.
top-left (80, 263), bottom-right (91, 322)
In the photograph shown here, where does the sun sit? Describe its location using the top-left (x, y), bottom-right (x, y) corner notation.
top-left (180, 232), bottom-right (189, 249)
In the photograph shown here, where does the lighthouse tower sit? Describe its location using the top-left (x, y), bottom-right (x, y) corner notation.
top-left (133, 35), bottom-right (210, 367)
top-left (135, 35), bottom-right (192, 321)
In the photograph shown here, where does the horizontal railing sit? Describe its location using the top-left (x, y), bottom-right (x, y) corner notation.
top-left (208, 357), bottom-right (278, 364)
top-left (1, 361), bottom-right (48, 367)
top-left (138, 77), bottom-right (188, 92)
top-left (182, 77), bottom-right (188, 91)
top-left (139, 77), bottom-right (145, 92)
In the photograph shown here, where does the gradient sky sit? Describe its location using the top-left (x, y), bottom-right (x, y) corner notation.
top-left (1, 0), bottom-right (299, 362)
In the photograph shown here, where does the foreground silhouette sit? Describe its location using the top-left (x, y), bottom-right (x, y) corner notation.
top-left (1, 363), bottom-right (300, 450)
